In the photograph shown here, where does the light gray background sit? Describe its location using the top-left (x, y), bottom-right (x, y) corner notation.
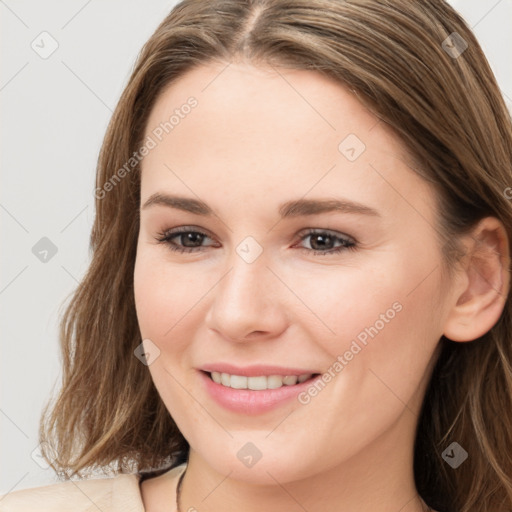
top-left (1, 0), bottom-right (511, 493)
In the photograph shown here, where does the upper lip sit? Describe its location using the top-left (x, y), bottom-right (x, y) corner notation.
top-left (200, 363), bottom-right (320, 377)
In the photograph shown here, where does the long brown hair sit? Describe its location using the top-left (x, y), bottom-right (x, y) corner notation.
top-left (39, 1), bottom-right (512, 510)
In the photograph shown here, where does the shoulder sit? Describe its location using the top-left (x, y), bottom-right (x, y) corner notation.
top-left (0, 472), bottom-right (143, 512)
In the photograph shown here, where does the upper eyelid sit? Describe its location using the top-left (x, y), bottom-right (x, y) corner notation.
top-left (160, 225), bottom-right (215, 240)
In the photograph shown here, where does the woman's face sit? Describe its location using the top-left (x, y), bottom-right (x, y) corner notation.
top-left (134, 61), bottom-right (456, 483)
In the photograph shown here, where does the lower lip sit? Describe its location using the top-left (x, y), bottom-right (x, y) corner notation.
top-left (199, 371), bottom-right (322, 415)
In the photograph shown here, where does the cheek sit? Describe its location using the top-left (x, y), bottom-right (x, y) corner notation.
top-left (133, 247), bottom-right (206, 342)
top-left (333, 262), bottom-right (443, 412)
top-left (133, 250), bottom-right (206, 415)
top-left (304, 249), bottom-right (444, 379)
top-left (292, 258), bottom-right (443, 465)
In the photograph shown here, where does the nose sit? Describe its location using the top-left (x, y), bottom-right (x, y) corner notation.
top-left (204, 248), bottom-right (289, 343)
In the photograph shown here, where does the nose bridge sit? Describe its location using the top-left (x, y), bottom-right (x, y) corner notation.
top-left (229, 240), bottom-right (269, 301)
top-left (205, 236), bottom-right (287, 340)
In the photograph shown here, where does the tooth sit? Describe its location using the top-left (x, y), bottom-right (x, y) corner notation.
top-left (230, 375), bottom-right (248, 389)
top-left (282, 375), bottom-right (298, 386)
top-left (213, 372), bottom-right (311, 389)
top-left (248, 376), bottom-right (267, 390)
top-left (267, 375), bottom-right (284, 389)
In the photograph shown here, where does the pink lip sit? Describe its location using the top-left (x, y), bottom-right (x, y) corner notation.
top-left (199, 363), bottom-right (319, 377)
top-left (198, 370), bottom-right (322, 415)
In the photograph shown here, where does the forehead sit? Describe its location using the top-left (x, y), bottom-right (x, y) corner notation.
top-left (144, 61), bottom-right (404, 149)
top-left (140, 61), bottom-right (433, 223)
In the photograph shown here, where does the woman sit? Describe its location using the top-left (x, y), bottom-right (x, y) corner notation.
top-left (2, 1), bottom-right (511, 511)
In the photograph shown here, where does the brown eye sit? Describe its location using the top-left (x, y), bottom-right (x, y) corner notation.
top-left (297, 229), bottom-right (357, 256)
top-left (175, 232), bottom-right (206, 248)
top-left (156, 227), bottom-right (217, 253)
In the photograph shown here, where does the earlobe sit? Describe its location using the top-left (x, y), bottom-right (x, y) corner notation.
top-left (443, 217), bottom-right (511, 342)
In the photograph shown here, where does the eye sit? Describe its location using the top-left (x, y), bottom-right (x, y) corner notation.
top-left (155, 226), bottom-right (217, 253)
top-left (156, 226), bottom-right (357, 256)
top-left (294, 229), bottom-right (357, 256)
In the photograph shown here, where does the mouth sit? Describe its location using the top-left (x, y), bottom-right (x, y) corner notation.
top-left (201, 370), bottom-right (322, 391)
top-left (197, 362), bottom-right (325, 414)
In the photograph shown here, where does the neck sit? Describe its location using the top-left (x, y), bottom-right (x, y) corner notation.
top-left (178, 406), bottom-right (430, 512)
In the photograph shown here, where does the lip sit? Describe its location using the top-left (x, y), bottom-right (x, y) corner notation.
top-left (199, 363), bottom-right (319, 377)
top-left (198, 369), bottom-right (322, 415)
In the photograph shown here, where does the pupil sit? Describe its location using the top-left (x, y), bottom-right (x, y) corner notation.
top-left (182, 232), bottom-right (203, 247)
top-left (311, 234), bottom-right (331, 250)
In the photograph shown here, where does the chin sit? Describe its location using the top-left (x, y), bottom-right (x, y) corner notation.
top-left (196, 438), bottom-right (319, 485)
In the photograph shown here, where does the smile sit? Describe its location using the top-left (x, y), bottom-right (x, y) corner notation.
top-left (209, 371), bottom-right (316, 390)
top-left (199, 370), bottom-right (323, 414)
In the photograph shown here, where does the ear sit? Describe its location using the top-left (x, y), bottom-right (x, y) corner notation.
top-left (443, 217), bottom-right (510, 342)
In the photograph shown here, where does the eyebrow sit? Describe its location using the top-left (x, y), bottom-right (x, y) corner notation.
top-left (141, 193), bottom-right (380, 218)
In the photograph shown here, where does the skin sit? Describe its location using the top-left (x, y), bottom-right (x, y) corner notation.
top-left (134, 60), bottom-right (510, 512)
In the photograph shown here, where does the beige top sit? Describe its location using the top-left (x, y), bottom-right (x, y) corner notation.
top-left (0, 463), bottom-right (187, 512)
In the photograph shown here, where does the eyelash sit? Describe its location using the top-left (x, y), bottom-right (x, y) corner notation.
top-left (155, 226), bottom-right (357, 256)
